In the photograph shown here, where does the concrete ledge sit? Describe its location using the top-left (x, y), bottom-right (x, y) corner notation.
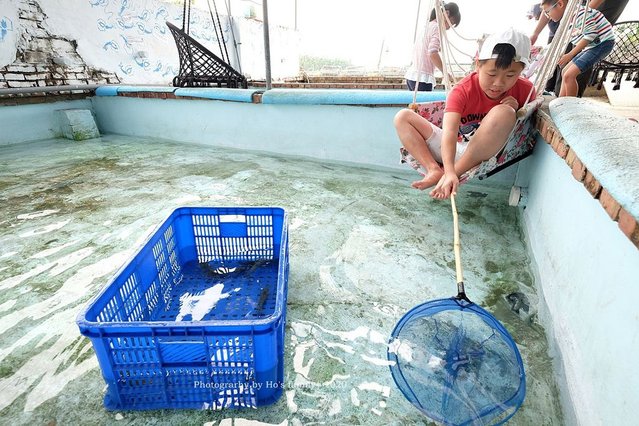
top-left (95, 86), bottom-right (177, 96)
top-left (174, 88), bottom-right (258, 102)
top-left (536, 97), bottom-right (639, 249)
top-left (117, 86), bottom-right (177, 93)
top-left (93, 85), bottom-right (449, 106)
top-left (549, 98), bottom-right (639, 219)
top-left (95, 86), bottom-right (119, 96)
top-left (260, 88), bottom-right (447, 105)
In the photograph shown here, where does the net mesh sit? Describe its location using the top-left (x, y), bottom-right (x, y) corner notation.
top-left (388, 298), bottom-right (525, 425)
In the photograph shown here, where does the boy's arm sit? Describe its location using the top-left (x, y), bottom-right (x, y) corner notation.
top-left (530, 13), bottom-right (550, 45)
top-left (430, 112), bottom-right (462, 199)
top-left (430, 52), bottom-right (455, 85)
top-left (430, 52), bottom-right (443, 73)
top-left (440, 112), bottom-right (461, 172)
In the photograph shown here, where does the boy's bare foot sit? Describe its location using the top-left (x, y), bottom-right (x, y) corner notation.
top-left (411, 169), bottom-right (444, 190)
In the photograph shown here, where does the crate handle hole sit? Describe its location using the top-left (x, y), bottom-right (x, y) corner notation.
top-left (219, 214), bottom-right (246, 223)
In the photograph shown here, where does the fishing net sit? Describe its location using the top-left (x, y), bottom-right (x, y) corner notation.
top-left (388, 297), bottom-right (525, 425)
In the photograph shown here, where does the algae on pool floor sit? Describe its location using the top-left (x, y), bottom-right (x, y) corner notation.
top-left (0, 136), bottom-right (562, 425)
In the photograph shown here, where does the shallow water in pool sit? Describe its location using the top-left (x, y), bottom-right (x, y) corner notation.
top-left (0, 136), bottom-right (562, 425)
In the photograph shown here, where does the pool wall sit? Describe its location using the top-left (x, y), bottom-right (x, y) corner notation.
top-left (2, 90), bottom-right (638, 425)
top-left (93, 96), bottom-right (400, 169)
top-left (89, 88), bottom-right (519, 185)
top-left (521, 140), bottom-right (639, 425)
top-left (518, 99), bottom-right (639, 425)
top-left (0, 99), bottom-right (93, 145)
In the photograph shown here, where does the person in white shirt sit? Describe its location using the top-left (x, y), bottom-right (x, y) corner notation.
top-left (404, 2), bottom-right (461, 92)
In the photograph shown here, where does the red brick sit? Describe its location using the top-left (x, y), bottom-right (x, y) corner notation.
top-left (565, 148), bottom-right (577, 168)
top-left (583, 171), bottom-right (602, 198)
top-left (618, 208), bottom-right (639, 248)
top-left (539, 119), bottom-right (549, 140)
top-left (571, 157), bottom-right (586, 182)
top-left (599, 189), bottom-right (621, 221)
top-left (545, 126), bottom-right (556, 143)
top-left (550, 133), bottom-right (569, 158)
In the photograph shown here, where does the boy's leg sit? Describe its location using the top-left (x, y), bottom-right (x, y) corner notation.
top-left (560, 63), bottom-right (581, 97)
top-left (393, 109), bottom-right (444, 190)
top-left (562, 41), bottom-right (616, 97)
top-left (576, 0), bottom-right (630, 96)
top-left (452, 104), bottom-right (516, 177)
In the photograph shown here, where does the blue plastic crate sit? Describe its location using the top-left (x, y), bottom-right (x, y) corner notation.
top-left (76, 207), bottom-right (288, 411)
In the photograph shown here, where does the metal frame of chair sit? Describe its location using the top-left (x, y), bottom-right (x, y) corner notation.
top-left (166, 21), bottom-right (248, 89)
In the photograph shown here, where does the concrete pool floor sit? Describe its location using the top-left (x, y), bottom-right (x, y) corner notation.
top-left (0, 136), bottom-right (562, 425)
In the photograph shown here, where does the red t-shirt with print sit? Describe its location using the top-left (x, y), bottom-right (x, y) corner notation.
top-left (445, 71), bottom-right (535, 141)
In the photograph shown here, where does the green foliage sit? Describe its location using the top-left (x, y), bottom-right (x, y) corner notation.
top-left (299, 55), bottom-right (352, 72)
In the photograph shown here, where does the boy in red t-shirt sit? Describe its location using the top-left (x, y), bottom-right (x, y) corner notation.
top-left (394, 28), bottom-right (536, 199)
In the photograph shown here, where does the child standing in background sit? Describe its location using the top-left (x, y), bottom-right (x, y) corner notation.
top-left (541, 0), bottom-right (615, 97)
top-left (404, 2), bottom-right (461, 92)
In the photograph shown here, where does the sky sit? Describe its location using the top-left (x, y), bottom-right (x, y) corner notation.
top-left (248, 0), bottom-right (639, 70)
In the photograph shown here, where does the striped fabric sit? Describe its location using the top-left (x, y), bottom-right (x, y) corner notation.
top-left (570, 5), bottom-right (615, 49)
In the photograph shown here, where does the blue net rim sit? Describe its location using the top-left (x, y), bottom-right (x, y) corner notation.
top-left (387, 297), bottom-right (526, 425)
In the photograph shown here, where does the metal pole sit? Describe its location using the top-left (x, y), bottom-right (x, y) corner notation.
top-left (0, 84), bottom-right (101, 95)
top-left (225, 0), bottom-right (242, 73)
top-left (262, 0), bottom-right (272, 90)
top-left (377, 39), bottom-right (385, 70)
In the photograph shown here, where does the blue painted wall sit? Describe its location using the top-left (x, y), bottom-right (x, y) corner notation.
top-left (521, 139), bottom-right (639, 425)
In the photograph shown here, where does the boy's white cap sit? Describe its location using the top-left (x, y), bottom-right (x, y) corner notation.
top-left (478, 28), bottom-right (531, 66)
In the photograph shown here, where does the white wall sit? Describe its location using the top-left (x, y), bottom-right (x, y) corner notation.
top-left (0, 0), bottom-right (299, 84)
top-left (0, 0), bottom-right (19, 65)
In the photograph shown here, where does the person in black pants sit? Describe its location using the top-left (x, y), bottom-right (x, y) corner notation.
top-left (529, 4), bottom-right (560, 92)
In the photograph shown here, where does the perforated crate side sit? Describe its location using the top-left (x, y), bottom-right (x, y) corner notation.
top-left (192, 210), bottom-right (277, 263)
top-left (83, 219), bottom-right (185, 325)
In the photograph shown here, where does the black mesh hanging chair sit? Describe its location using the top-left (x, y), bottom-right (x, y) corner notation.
top-left (167, 0), bottom-right (248, 88)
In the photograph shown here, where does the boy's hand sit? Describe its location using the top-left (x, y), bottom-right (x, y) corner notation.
top-left (429, 171), bottom-right (458, 200)
top-left (558, 53), bottom-right (573, 68)
top-left (500, 96), bottom-right (519, 110)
